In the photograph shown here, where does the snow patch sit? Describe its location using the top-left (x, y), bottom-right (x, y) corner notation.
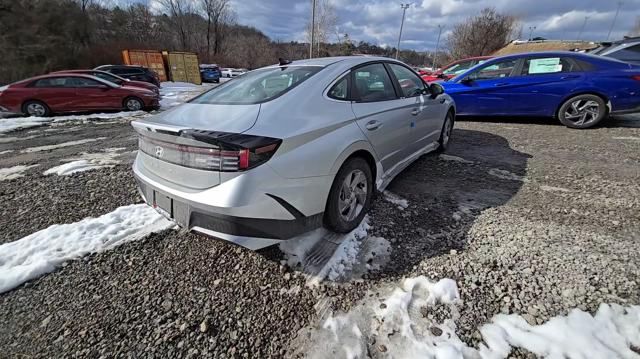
top-left (280, 217), bottom-right (391, 284)
top-left (44, 148), bottom-right (125, 176)
top-left (0, 149), bottom-right (14, 155)
top-left (383, 190), bottom-right (409, 210)
top-left (612, 136), bottom-right (640, 141)
top-left (0, 112), bottom-right (146, 134)
top-left (0, 204), bottom-right (174, 294)
top-left (0, 135), bottom-right (38, 143)
top-left (298, 277), bottom-right (640, 359)
top-left (540, 185), bottom-right (571, 192)
top-left (20, 137), bottom-right (106, 153)
top-left (0, 117), bottom-right (50, 133)
top-left (488, 168), bottom-right (528, 182)
top-left (0, 164), bottom-right (39, 181)
top-left (439, 154), bottom-right (474, 164)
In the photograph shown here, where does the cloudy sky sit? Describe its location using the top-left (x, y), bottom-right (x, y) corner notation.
top-left (225, 0), bottom-right (640, 51)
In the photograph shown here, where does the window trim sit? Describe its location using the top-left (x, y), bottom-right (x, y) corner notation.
top-left (326, 71), bottom-right (353, 102)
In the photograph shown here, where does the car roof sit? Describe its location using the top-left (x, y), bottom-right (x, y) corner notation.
top-left (51, 69), bottom-right (114, 75)
top-left (95, 64), bottom-right (145, 69)
top-left (262, 56), bottom-right (405, 70)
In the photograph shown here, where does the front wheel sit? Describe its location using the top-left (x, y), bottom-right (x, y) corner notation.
top-left (324, 157), bottom-right (373, 233)
top-left (557, 94), bottom-right (607, 129)
top-left (124, 97), bottom-right (144, 111)
top-left (436, 111), bottom-right (454, 152)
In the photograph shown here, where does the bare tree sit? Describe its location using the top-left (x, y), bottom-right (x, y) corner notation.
top-left (447, 8), bottom-right (517, 59)
top-left (200, 0), bottom-right (232, 61)
top-left (305, 0), bottom-right (337, 57)
top-left (155, 0), bottom-right (193, 50)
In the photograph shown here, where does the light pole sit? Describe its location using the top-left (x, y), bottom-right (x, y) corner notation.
top-left (577, 16), bottom-right (590, 41)
top-left (309, 0), bottom-right (316, 59)
top-left (528, 26), bottom-right (536, 40)
top-left (432, 24), bottom-right (443, 70)
top-left (607, 1), bottom-right (623, 40)
top-left (395, 4), bottom-right (410, 59)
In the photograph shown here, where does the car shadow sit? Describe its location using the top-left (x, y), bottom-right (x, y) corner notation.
top-left (260, 129), bottom-right (531, 282)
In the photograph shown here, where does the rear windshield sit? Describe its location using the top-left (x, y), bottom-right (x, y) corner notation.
top-left (191, 66), bottom-right (322, 105)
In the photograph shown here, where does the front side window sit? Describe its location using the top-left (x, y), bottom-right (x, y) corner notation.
top-left (352, 63), bottom-right (397, 102)
top-left (468, 59), bottom-right (518, 81)
top-left (65, 77), bottom-right (104, 87)
top-left (191, 66), bottom-right (322, 105)
top-left (388, 63), bottom-right (425, 98)
top-left (520, 57), bottom-right (575, 75)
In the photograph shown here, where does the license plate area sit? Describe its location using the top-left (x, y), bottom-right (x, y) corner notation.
top-left (153, 191), bottom-right (173, 219)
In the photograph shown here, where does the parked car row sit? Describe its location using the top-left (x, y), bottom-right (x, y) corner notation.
top-left (0, 65), bottom-right (161, 116)
top-left (221, 68), bottom-right (248, 78)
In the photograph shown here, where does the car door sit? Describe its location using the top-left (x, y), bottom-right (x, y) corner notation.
top-left (350, 63), bottom-right (412, 173)
top-left (508, 56), bottom-right (586, 116)
top-left (68, 77), bottom-right (121, 110)
top-left (31, 77), bottom-right (78, 112)
top-left (451, 58), bottom-right (520, 116)
top-left (386, 62), bottom-right (446, 152)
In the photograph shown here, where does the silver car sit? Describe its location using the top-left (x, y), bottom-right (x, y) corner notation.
top-left (132, 56), bottom-right (455, 249)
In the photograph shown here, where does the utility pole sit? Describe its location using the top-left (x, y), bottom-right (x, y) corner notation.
top-left (528, 26), bottom-right (536, 40)
top-left (577, 16), bottom-right (590, 41)
top-left (432, 24), bottom-right (443, 70)
top-left (309, 0), bottom-right (316, 59)
top-left (395, 4), bottom-right (410, 60)
top-left (607, 1), bottom-right (623, 40)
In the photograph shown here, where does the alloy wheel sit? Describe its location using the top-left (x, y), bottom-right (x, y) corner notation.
top-left (26, 103), bottom-right (46, 116)
top-left (126, 98), bottom-right (143, 111)
top-left (338, 169), bottom-right (367, 222)
top-left (442, 115), bottom-right (453, 147)
top-left (563, 100), bottom-right (600, 126)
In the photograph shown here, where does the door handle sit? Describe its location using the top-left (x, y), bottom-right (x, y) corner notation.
top-left (365, 120), bottom-right (381, 130)
top-left (494, 83), bottom-right (509, 87)
top-left (560, 75), bottom-right (580, 80)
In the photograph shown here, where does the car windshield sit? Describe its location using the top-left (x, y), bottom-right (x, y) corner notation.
top-left (93, 72), bottom-right (123, 85)
top-left (442, 61), bottom-right (473, 75)
top-left (191, 66), bottom-right (322, 105)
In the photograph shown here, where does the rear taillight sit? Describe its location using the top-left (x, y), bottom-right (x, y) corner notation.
top-left (632, 75), bottom-right (640, 81)
top-left (138, 132), bottom-right (281, 172)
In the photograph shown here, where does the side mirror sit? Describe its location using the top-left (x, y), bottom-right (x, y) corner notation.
top-left (437, 73), bottom-right (446, 79)
top-left (429, 83), bottom-right (444, 98)
top-left (460, 77), bottom-right (474, 85)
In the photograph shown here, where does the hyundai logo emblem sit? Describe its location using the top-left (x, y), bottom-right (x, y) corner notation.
top-left (154, 146), bottom-right (164, 158)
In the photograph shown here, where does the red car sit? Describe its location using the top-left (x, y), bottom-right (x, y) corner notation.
top-left (52, 69), bottom-right (160, 95)
top-left (0, 73), bottom-right (159, 116)
top-left (422, 56), bottom-right (493, 83)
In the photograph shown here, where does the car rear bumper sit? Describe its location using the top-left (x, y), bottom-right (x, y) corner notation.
top-left (132, 154), bottom-right (328, 249)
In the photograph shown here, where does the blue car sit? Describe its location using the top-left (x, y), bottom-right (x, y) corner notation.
top-left (440, 51), bottom-right (640, 129)
top-left (199, 65), bottom-right (221, 83)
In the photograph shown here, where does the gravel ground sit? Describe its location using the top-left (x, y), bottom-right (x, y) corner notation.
top-left (0, 114), bottom-right (639, 357)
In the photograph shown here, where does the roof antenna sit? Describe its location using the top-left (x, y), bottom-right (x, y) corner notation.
top-left (278, 58), bottom-right (292, 66)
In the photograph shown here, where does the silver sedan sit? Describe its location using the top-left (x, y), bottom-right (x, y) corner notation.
top-left (132, 56), bottom-right (456, 249)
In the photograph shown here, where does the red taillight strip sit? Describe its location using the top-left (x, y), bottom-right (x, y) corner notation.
top-left (632, 75), bottom-right (640, 81)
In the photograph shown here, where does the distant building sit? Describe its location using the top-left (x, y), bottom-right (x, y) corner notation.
top-left (494, 40), bottom-right (599, 56)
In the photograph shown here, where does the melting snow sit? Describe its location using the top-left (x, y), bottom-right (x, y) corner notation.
top-left (439, 154), bottom-right (475, 164)
top-left (0, 149), bottom-right (14, 155)
top-left (20, 137), bottom-right (106, 153)
top-left (44, 148), bottom-right (125, 176)
top-left (488, 168), bottom-right (528, 182)
top-left (612, 136), bottom-right (640, 141)
top-left (0, 112), bottom-right (147, 134)
top-left (298, 277), bottom-right (640, 359)
top-left (383, 190), bottom-right (409, 210)
top-left (0, 204), bottom-right (174, 294)
top-left (0, 164), bottom-right (39, 181)
top-left (540, 185), bottom-right (571, 192)
top-left (0, 135), bottom-right (38, 143)
top-left (280, 217), bottom-right (391, 285)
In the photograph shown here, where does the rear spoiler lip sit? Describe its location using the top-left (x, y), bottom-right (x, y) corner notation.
top-left (131, 120), bottom-right (187, 134)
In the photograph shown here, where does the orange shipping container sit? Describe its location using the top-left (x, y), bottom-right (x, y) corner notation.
top-left (163, 51), bottom-right (202, 85)
top-left (122, 50), bottom-right (168, 82)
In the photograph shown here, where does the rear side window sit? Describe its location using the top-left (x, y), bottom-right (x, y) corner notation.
top-left (520, 57), bottom-right (576, 75)
top-left (352, 63), bottom-right (397, 102)
top-left (328, 76), bottom-right (349, 100)
top-left (469, 59), bottom-right (518, 81)
top-left (388, 63), bottom-right (425, 98)
top-left (32, 78), bottom-right (67, 88)
top-left (191, 66), bottom-right (322, 105)
top-left (65, 77), bottom-right (103, 87)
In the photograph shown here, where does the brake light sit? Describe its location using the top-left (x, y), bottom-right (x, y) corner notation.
top-left (138, 133), bottom-right (281, 172)
top-left (632, 75), bottom-right (640, 81)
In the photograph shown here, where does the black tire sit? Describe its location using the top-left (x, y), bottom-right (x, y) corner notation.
top-left (22, 100), bottom-right (50, 117)
top-left (324, 157), bottom-right (373, 233)
top-left (557, 94), bottom-right (607, 129)
top-left (436, 110), bottom-right (455, 153)
top-left (123, 97), bottom-right (144, 111)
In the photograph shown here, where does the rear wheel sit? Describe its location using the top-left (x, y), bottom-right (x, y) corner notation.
top-left (436, 110), bottom-right (454, 152)
top-left (22, 100), bottom-right (50, 117)
top-left (124, 97), bottom-right (144, 111)
top-left (558, 94), bottom-right (607, 129)
top-left (324, 157), bottom-right (373, 233)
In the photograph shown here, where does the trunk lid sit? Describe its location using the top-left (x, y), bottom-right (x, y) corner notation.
top-left (132, 103), bottom-right (261, 189)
